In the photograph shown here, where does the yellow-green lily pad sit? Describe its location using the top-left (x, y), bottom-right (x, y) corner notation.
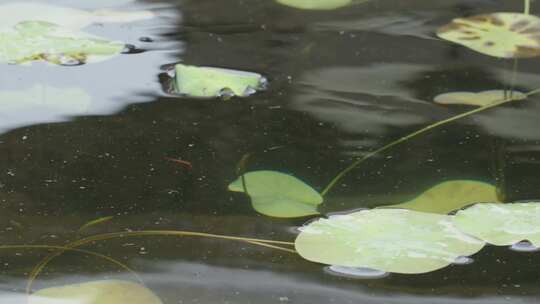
top-left (453, 202), bottom-right (540, 246)
top-left (295, 209), bottom-right (485, 274)
top-left (434, 90), bottom-right (526, 107)
top-left (437, 13), bottom-right (540, 58)
top-left (29, 280), bottom-right (163, 304)
top-left (381, 180), bottom-right (500, 214)
top-left (174, 64), bottom-right (267, 98)
top-left (0, 21), bottom-right (124, 65)
top-left (276, 0), bottom-right (353, 10)
top-left (228, 170), bottom-right (323, 218)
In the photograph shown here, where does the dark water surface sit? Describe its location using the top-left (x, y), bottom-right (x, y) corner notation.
top-left (1, 0), bottom-right (540, 303)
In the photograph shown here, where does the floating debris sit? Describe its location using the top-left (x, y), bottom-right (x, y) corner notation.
top-left (173, 64), bottom-right (267, 98)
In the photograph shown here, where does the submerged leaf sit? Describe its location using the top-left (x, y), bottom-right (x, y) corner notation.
top-left (453, 202), bottom-right (540, 246)
top-left (437, 13), bottom-right (540, 58)
top-left (228, 171), bottom-right (323, 218)
top-left (381, 180), bottom-right (500, 214)
top-left (434, 90), bottom-right (526, 107)
top-left (295, 209), bottom-right (484, 274)
top-left (0, 21), bottom-right (124, 65)
top-left (276, 0), bottom-right (353, 10)
top-left (29, 280), bottom-right (163, 304)
top-left (174, 64), bottom-right (266, 98)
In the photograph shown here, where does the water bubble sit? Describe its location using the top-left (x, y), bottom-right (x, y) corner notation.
top-left (121, 44), bottom-right (145, 54)
top-left (325, 265), bottom-right (389, 279)
top-left (166, 68), bottom-right (176, 78)
top-left (453, 256), bottom-right (474, 265)
top-left (218, 88), bottom-right (235, 100)
top-left (243, 86), bottom-right (257, 96)
top-left (258, 77), bottom-right (269, 90)
top-left (510, 241), bottom-right (540, 252)
top-left (139, 36), bottom-right (154, 43)
top-left (58, 55), bottom-right (83, 66)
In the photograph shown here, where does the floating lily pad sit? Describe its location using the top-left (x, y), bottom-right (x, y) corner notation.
top-left (434, 90), bottom-right (526, 107)
top-left (29, 280), bottom-right (163, 304)
top-left (0, 21), bottom-right (124, 65)
top-left (295, 209), bottom-right (485, 274)
top-left (228, 171), bottom-right (323, 218)
top-left (276, 0), bottom-right (353, 10)
top-left (174, 64), bottom-right (266, 98)
top-left (381, 180), bottom-right (500, 214)
top-left (0, 2), bottom-right (154, 30)
top-left (437, 13), bottom-right (540, 58)
top-left (453, 202), bottom-right (540, 246)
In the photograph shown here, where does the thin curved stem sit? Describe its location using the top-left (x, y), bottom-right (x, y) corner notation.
top-left (27, 230), bottom-right (296, 293)
top-left (0, 244), bottom-right (142, 294)
top-left (321, 89), bottom-right (540, 197)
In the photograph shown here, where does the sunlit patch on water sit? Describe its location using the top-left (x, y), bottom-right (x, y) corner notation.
top-left (0, 0), bottom-right (182, 134)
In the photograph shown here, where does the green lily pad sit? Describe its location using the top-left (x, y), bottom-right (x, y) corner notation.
top-left (437, 13), bottom-right (540, 58)
top-left (381, 180), bottom-right (500, 214)
top-left (228, 170), bottom-right (323, 218)
top-left (295, 209), bottom-right (485, 274)
top-left (29, 280), bottom-right (163, 304)
top-left (453, 202), bottom-right (540, 246)
top-left (434, 90), bottom-right (526, 107)
top-left (0, 21), bottom-right (124, 65)
top-left (174, 64), bottom-right (266, 98)
top-left (276, 0), bottom-right (353, 10)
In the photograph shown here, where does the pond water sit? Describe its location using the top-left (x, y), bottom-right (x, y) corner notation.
top-left (1, 0), bottom-right (540, 303)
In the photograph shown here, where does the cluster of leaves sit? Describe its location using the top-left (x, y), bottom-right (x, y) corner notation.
top-left (0, 2), bottom-right (153, 65)
top-left (225, 0), bottom-right (540, 276)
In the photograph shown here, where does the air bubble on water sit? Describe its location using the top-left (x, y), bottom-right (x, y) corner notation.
top-left (258, 76), bottom-right (269, 90)
top-left (121, 44), bottom-right (145, 54)
top-left (243, 86), bottom-right (257, 96)
top-left (218, 88), bottom-right (235, 100)
top-left (325, 265), bottom-right (389, 279)
top-left (58, 55), bottom-right (83, 66)
top-left (510, 241), bottom-right (540, 252)
top-left (139, 36), bottom-right (154, 43)
top-left (166, 68), bottom-right (176, 78)
top-left (453, 256), bottom-right (474, 265)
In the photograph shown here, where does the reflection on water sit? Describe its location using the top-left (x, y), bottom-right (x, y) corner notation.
top-left (0, 0), bottom-right (181, 133)
top-left (1, 0), bottom-right (540, 303)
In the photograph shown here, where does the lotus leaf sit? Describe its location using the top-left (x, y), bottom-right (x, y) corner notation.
top-left (276, 0), bottom-right (353, 10)
top-left (228, 171), bottom-right (323, 218)
top-left (437, 13), bottom-right (540, 58)
top-left (381, 180), bottom-right (500, 214)
top-left (453, 202), bottom-right (540, 246)
top-left (29, 280), bottom-right (163, 304)
top-left (0, 21), bottom-right (124, 65)
top-left (174, 64), bottom-right (266, 98)
top-left (295, 209), bottom-right (485, 274)
top-left (434, 90), bottom-right (526, 107)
